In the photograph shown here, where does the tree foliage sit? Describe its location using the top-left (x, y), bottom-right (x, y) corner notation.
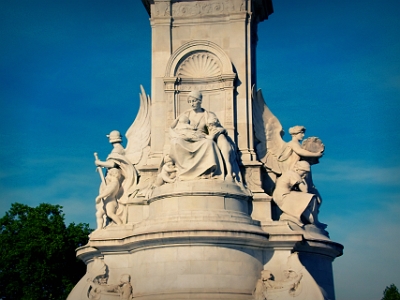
top-left (382, 284), bottom-right (400, 300)
top-left (0, 203), bottom-right (92, 300)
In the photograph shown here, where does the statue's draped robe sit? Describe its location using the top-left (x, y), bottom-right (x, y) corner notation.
top-left (169, 109), bottom-right (225, 180)
top-left (273, 170), bottom-right (314, 221)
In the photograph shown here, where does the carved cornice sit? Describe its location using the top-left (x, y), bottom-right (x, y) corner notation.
top-left (142, 0), bottom-right (273, 21)
top-left (172, 0), bottom-right (246, 18)
top-left (152, 1), bottom-right (171, 17)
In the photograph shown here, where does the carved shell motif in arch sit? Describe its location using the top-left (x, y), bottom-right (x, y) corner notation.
top-left (176, 53), bottom-right (222, 78)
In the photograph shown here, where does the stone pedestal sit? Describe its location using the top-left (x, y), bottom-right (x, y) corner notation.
top-left (68, 180), bottom-right (342, 300)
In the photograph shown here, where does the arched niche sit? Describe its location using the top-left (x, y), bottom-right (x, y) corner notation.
top-left (164, 40), bottom-right (237, 136)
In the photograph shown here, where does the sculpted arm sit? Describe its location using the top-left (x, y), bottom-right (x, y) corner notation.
top-left (288, 171), bottom-right (308, 192)
top-left (162, 174), bottom-right (176, 183)
top-left (95, 159), bottom-right (117, 169)
top-left (290, 142), bottom-right (323, 158)
top-left (170, 117), bottom-right (179, 129)
top-left (297, 180), bottom-right (308, 193)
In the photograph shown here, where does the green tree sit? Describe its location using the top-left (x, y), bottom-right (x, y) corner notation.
top-left (382, 284), bottom-right (400, 300)
top-left (0, 203), bottom-right (92, 300)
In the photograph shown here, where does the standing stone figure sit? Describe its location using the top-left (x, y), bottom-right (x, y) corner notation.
top-left (95, 168), bottom-right (123, 230)
top-left (252, 89), bottom-right (324, 194)
top-left (94, 130), bottom-right (139, 203)
top-left (169, 90), bottom-right (240, 181)
top-left (272, 161), bottom-right (323, 228)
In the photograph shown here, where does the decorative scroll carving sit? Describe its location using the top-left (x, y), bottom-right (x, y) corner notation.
top-left (153, 2), bottom-right (170, 17)
top-left (179, 83), bottom-right (223, 91)
top-left (172, 0), bottom-right (245, 17)
top-left (177, 53), bottom-right (221, 78)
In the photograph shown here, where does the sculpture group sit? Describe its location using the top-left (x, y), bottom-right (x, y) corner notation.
top-left (86, 258), bottom-right (132, 300)
top-left (94, 87), bottom-right (326, 232)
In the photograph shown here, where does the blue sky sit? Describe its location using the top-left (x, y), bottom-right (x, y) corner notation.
top-left (1, 1), bottom-right (399, 299)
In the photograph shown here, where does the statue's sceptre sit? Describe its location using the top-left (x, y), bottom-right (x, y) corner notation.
top-left (94, 152), bottom-right (106, 185)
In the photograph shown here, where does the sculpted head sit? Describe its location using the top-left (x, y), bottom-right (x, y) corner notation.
top-left (283, 269), bottom-right (298, 279)
top-left (163, 154), bottom-right (173, 164)
top-left (261, 270), bottom-right (273, 281)
top-left (178, 114), bottom-right (190, 124)
top-left (289, 126), bottom-right (306, 140)
top-left (187, 90), bottom-right (203, 109)
top-left (107, 130), bottom-right (122, 143)
top-left (94, 275), bottom-right (108, 285)
top-left (120, 274), bottom-right (131, 284)
top-left (294, 161), bottom-right (310, 178)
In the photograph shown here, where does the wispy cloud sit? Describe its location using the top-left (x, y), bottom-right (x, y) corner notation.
top-left (0, 169), bottom-right (99, 228)
top-left (327, 200), bottom-right (400, 300)
top-left (313, 159), bottom-right (400, 186)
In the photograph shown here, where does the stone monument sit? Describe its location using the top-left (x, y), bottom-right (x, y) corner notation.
top-left (67, 1), bottom-right (343, 299)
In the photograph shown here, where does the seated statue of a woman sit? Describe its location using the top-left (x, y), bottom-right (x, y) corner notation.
top-left (169, 90), bottom-right (240, 181)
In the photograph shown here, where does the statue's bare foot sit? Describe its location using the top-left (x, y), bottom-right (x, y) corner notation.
top-left (280, 213), bottom-right (303, 227)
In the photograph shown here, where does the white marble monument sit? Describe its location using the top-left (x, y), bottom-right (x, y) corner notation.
top-left (67, 1), bottom-right (343, 299)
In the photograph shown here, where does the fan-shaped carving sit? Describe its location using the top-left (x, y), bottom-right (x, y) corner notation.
top-left (177, 53), bottom-right (221, 78)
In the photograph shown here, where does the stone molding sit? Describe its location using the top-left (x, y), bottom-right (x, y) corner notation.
top-left (176, 52), bottom-right (221, 78)
top-left (165, 40), bottom-right (235, 78)
top-left (143, 0), bottom-right (273, 22)
top-left (171, 0), bottom-right (246, 18)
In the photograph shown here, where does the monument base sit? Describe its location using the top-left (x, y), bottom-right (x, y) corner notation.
top-left (68, 180), bottom-right (342, 300)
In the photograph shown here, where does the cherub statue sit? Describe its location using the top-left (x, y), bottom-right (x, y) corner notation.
top-left (154, 155), bottom-right (178, 187)
top-left (95, 168), bottom-right (123, 230)
top-left (144, 155), bottom-right (178, 199)
top-left (272, 161), bottom-right (324, 228)
top-left (252, 88), bottom-right (324, 194)
top-left (172, 114), bottom-right (207, 142)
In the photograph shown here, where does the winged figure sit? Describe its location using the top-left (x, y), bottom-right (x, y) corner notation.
top-left (94, 85), bottom-right (151, 224)
top-left (252, 88), bottom-right (324, 191)
top-left (125, 84), bottom-right (151, 165)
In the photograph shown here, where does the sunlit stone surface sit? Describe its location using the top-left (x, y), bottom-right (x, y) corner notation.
top-left (67, 1), bottom-right (343, 299)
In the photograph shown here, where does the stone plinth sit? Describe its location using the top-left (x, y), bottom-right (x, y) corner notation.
top-left (69, 181), bottom-right (342, 300)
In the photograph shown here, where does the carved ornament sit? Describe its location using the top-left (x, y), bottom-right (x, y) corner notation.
top-left (177, 53), bottom-right (222, 78)
top-left (172, 0), bottom-right (245, 18)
